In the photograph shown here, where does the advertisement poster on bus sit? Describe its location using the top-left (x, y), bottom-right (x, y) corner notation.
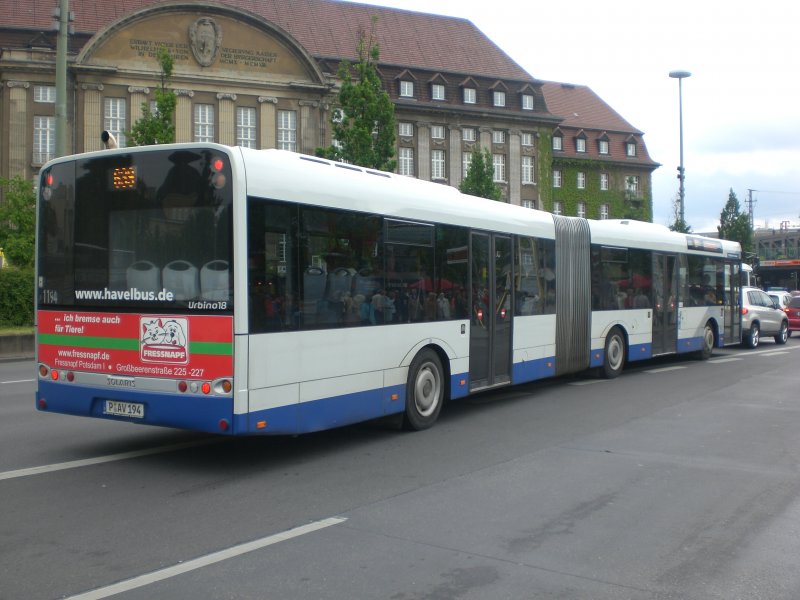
top-left (37, 310), bottom-right (232, 380)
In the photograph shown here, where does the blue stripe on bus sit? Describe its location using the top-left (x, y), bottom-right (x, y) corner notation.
top-left (677, 336), bottom-right (704, 353)
top-left (237, 370), bottom-right (474, 435)
top-left (589, 344), bottom-right (653, 368)
top-left (37, 380), bottom-right (234, 435)
top-left (240, 383), bottom-right (407, 435)
top-left (512, 356), bottom-right (556, 384)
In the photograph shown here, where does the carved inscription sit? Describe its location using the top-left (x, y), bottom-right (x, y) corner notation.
top-left (128, 38), bottom-right (278, 70)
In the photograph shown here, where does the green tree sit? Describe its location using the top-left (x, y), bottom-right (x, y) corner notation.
top-left (717, 188), bottom-right (752, 253)
top-left (316, 18), bottom-right (396, 171)
top-left (459, 148), bottom-right (502, 201)
top-left (128, 46), bottom-right (176, 146)
top-left (0, 176), bottom-right (36, 268)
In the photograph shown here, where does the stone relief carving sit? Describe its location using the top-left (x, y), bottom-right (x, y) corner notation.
top-left (189, 17), bottom-right (222, 67)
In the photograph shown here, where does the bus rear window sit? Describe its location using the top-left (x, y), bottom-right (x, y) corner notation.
top-left (37, 148), bottom-right (233, 311)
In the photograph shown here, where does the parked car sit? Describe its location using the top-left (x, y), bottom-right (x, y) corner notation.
top-left (786, 295), bottom-right (800, 335)
top-left (741, 286), bottom-right (790, 348)
top-left (768, 290), bottom-right (793, 309)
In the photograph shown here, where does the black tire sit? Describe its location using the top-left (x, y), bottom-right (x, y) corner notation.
top-left (697, 322), bottom-right (715, 360)
top-left (744, 323), bottom-right (760, 349)
top-left (775, 320), bottom-right (789, 345)
top-left (404, 349), bottom-right (444, 430)
top-left (601, 327), bottom-right (626, 379)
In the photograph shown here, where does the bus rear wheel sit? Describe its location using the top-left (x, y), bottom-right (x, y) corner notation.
top-left (602, 327), bottom-right (626, 379)
top-left (697, 322), bottom-right (715, 360)
top-left (404, 349), bottom-right (444, 430)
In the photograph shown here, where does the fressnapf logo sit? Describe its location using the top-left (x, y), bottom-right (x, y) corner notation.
top-left (140, 317), bottom-right (189, 364)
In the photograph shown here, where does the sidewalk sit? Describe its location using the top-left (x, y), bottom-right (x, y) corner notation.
top-left (0, 334), bottom-right (34, 361)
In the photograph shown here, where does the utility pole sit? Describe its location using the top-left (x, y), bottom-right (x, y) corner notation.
top-left (54, 0), bottom-right (72, 157)
top-left (745, 188), bottom-right (757, 229)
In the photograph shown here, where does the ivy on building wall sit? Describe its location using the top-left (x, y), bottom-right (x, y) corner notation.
top-left (545, 156), bottom-right (652, 221)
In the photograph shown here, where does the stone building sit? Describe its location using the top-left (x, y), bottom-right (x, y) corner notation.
top-left (1, 0), bottom-right (658, 217)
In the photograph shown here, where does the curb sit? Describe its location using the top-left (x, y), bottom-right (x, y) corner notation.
top-left (0, 334), bottom-right (35, 361)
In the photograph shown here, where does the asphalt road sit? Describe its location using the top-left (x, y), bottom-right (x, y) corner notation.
top-left (2, 338), bottom-right (800, 600)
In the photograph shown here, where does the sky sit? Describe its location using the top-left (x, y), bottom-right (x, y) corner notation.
top-left (350, 0), bottom-right (800, 233)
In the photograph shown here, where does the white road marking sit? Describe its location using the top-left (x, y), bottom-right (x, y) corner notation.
top-left (0, 378), bottom-right (35, 384)
top-left (709, 357), bottom-right (742, 364)
top-left (63, 517), bottom-right (348, 600)
top-left (0, 439), bottom-right (221, 481)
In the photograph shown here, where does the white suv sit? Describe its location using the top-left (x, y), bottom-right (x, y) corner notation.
top-left (741, 286), bottom-right (790, 348)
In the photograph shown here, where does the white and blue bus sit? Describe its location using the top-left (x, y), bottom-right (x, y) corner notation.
top-left (35, 145), bottom-right (742, 435)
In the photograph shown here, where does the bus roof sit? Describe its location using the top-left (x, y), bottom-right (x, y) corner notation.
top-left (42, 144), bottom-right (739, 260)
top-left (240, 148), bottom-right (741, 259)
top-left (239, 148), bottom-right (557, 239)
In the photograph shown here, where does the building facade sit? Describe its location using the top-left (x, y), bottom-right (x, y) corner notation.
top-left (1, 0), bottom-right (658, 218)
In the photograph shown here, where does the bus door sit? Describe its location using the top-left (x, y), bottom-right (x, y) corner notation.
top-left (469, 233), bottom-right (512, 390)
top-left (652, 253), bottom-right (678, 355)
top-left (724, 261), bottom-right (741, 344)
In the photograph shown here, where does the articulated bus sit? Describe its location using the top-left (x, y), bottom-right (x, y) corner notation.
top-left (35, 145), bottom-right (742, 435)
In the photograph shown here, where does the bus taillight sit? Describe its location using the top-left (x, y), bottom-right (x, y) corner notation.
top-left (41, 170), bottom-right (54, 200)
top-left (39, 364), bottom-right (49, 378)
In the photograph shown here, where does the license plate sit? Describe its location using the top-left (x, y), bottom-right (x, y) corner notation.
top-left (104, 400), bottom-right (145, 419)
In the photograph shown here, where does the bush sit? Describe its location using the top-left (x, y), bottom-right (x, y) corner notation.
top-left (0, 267), bottom-right (34, 327)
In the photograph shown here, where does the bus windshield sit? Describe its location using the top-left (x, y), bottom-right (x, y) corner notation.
top-left (38, 148), bottom-right (233, 311)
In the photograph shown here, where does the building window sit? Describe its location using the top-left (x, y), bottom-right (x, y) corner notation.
top-left (577, 172), bottom-right (586, 189)
top-left (522, 94), bottom-right (534, 110)
top-left (431, 83), bottom-right (445, 100)
top-left (577, 202), bottom-right (586, 218)
top-left (278, 109), bottom-right (297, 151)
top-left (398, 147), bottom-right (414, 176)
top-left (553, 169), bottom-right (562, 188)
top-left (430, 125), bottom-right (445, 140)
top-left (600, 204), bottom-right (609, 220)
top-left (236, 107), bottom-right (256, 148)
top-left (553, 201), bottom-right (562, 215)
top-left (463, 152), bottom-right (473, 177)
top-left (399, 122), bottom-right (414, 137)
top-left (576, 137), bottom-right (586, 153)
top-left (492, 154), bottom-right (506, 182)
top-left (492, 130), bottom-right (505, 144)
top-left (599, 140), bottom-right (609, 155)
top-left (627, 141), bottom-right (637, 157)
top-left (400, 80), bottom-right (414, 98)
top-left (522, 199), bottom-right (534, 209)
top-left (463, 87), bottom-right (476, 104)
top-left (104, 97), bottom-right (127, 148)
top-left (431, 149), bottom-right (446, 180)
top-left (493, 90), bottom-right (506, 107)
top-left (600, 173), bottom-right (609, 191)
top-left (34, 85), bottom-right (56, 103)
top-left (194, 103), bottom-right (214, 143)
top-left (521, 156), bottom-right (535, 184)
top-left (626, 176), bottom-right (640, 193)
top-left (553, 135), bottom-right (563, 151)
top-left (462, 127), bottom-right (476, 142)
top-left (33, 116), bottom-right (55, 164)
top-left (521, 132), bottom-right (533, 146)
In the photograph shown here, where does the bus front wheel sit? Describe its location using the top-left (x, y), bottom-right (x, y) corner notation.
top-left (404, 349), bottom-right (444, 430)
top-left (602, 327), bottom-right (626, 379)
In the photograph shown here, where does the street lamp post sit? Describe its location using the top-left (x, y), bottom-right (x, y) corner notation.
top-left (669, 70), bottom-right (691, 226)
